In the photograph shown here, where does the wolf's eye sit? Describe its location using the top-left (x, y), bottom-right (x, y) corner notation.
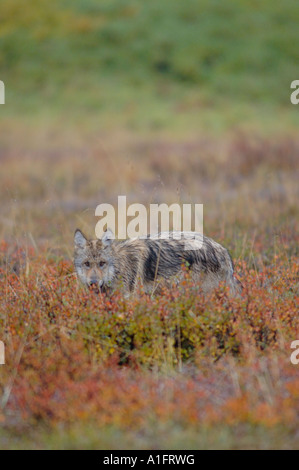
top-left (84, 261), bottom-right (90, 268)
top-left (99, 261), bottom-right (106, 268)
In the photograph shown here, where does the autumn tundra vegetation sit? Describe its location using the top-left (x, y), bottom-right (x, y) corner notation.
top-left (0, 0), bottom-right (298, 449)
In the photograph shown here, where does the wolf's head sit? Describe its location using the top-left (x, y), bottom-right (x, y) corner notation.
top-left (74, 228), bottom-right (116, 292)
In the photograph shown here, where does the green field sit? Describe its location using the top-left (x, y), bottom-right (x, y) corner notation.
top-left (0, 0), bottom-right (299, 132)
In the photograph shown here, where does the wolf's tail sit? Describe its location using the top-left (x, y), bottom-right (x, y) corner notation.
top-left (229, 275), bottom-right (243, 296)
top-left (226, 252), bottom-right (243, 296)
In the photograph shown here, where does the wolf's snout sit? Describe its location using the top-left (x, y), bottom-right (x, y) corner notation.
top-left (88, 279), bottom-right (103, 287)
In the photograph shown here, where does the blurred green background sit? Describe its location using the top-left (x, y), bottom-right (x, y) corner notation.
top-left (0, 0), bottom-right (298, 133)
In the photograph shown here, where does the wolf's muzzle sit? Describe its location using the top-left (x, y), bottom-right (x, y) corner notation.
top-left (88, 279), bottom-right (104, 294)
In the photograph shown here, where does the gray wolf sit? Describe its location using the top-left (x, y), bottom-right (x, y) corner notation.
top-left (74, 229), bottom-right (242, 296)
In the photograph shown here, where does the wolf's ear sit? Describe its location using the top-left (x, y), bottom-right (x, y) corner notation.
top-left (74, 229), bottom-right (87, 249)
top-left (102, 228), bottom-right (115, 246)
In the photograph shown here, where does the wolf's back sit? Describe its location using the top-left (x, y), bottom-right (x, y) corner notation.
top-left (140, 231), bottom-right (241, 294)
